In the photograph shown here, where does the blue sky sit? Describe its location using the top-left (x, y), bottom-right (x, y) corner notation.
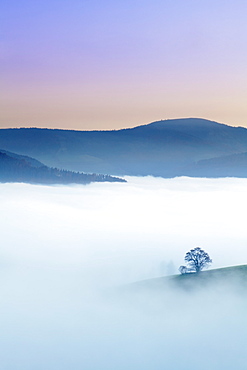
top-left (1, 0), bottom-right (247, 129)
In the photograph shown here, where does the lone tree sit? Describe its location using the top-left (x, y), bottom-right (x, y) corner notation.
top-left (179, 247), bottom-right (212, 274)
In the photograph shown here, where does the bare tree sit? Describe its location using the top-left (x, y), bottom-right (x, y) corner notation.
top-left (179, 247), bottom-right (212, 274)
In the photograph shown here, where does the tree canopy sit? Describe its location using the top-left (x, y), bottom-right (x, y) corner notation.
top-left (179, 247), bottom-right (212, 274)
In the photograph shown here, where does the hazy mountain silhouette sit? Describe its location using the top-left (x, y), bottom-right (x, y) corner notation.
top-left (183, 152), bottom-right (247, 178)
top-left (0, 149), bottom-right (44, 167)
top-left (1, 118), bottom-right (247, 177)
top-left (0, 150), bottom-right (126, 185)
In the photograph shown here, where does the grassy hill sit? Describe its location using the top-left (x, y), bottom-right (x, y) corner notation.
top-left (126, 265), bottom-right (247, 294)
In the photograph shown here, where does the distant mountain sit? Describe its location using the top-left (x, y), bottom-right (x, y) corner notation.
top-left (182, 151), bottom-right (247, 178)
top-left (0, 150), bottom-right (126, 185)
top-left (1, 118), bottom-right (247, 177)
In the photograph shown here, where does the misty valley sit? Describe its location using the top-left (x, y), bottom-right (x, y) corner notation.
top-left (1, 116), bottom-right (247, 370)
top-left (0, 176), bottom-right (247, 370)
top-left (2, 0), bottom-right (247, 366)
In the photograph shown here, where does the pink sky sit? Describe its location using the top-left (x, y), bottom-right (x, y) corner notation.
top-left (1, 0), bottom-right (247, 130)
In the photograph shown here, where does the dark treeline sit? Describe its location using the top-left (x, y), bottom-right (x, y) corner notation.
top-left (0, 151), bottom-right (126, 185)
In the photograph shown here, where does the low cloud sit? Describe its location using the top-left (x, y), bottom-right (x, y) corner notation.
top-left (0, 177), bottom-right (246, 369)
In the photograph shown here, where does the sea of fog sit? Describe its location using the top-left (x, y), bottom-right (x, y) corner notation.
top-left (0, 176), bottom-right (247, 369)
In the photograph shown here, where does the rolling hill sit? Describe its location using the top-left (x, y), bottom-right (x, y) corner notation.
top-left (127, 265), bottom-right (247, 293)
top-left (1, 118), bottom-right (247, 177)
top-left (0, 150), bottom-right (126, 185)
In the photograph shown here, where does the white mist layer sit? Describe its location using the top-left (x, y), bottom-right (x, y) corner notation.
top-left (0, 176), bottom-right (246, 369)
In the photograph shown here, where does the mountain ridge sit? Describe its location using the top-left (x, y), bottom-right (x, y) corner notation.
top-left (3, 117), bottom-right (231, 132)
top-left (1, 118), bottom-right (247, 178)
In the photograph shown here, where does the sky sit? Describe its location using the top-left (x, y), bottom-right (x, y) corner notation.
top-left (0, 177), bottom-right (247, 369)
top-left (1, 0), bottom-right (247, 130)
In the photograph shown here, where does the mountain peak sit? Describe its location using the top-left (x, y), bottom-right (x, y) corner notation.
top-left (142, 117), bottom-right (227, 130)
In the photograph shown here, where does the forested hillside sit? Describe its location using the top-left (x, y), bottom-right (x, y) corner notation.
top-left (0, 150), bottom-right (126, 184)
top-left (1, 118), bottom-right (247, 177)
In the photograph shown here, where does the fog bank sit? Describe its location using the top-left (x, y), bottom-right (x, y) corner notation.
top-left (0, 176), bottom-right (246, 369)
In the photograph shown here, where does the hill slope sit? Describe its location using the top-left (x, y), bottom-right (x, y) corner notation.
top-left (0, 150), bottom-right (126, 185)
top-left (1, 118), bottom-right (247, 177)
top-left (128, 265), bottom-right (247, 293)
top-left (184, 152), bottom-right (247, 178)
